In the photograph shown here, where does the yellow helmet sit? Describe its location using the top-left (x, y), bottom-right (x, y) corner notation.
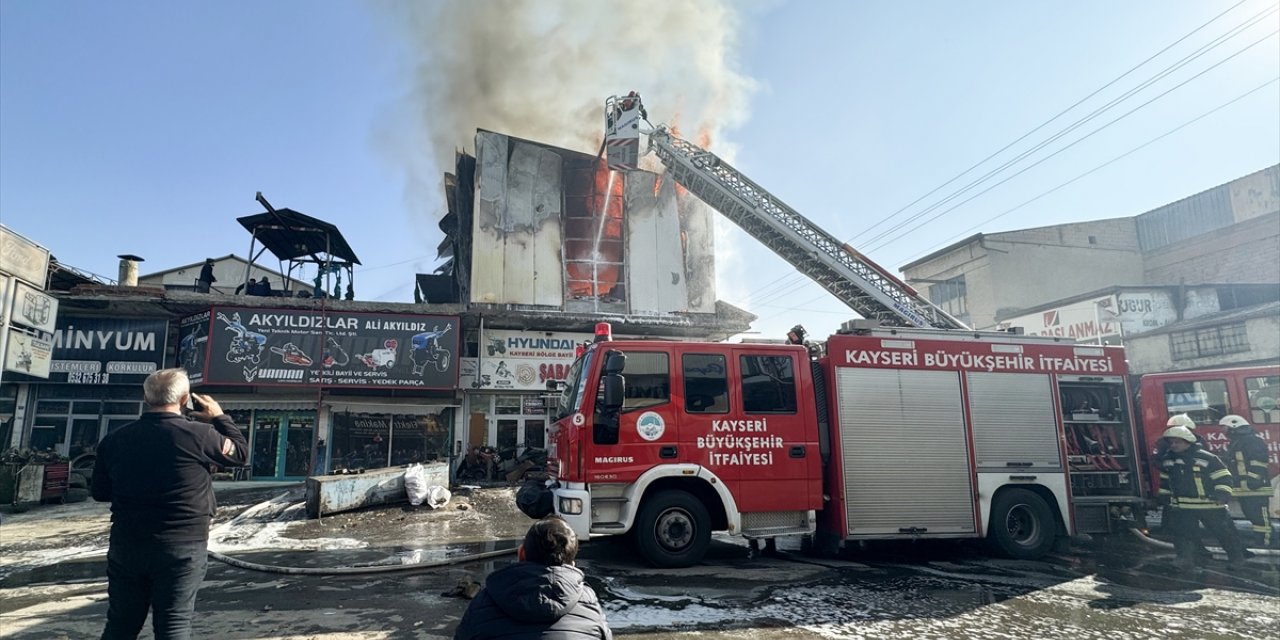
top-left (1166, 414), bottom-right (1195, 430)
top-left (1161, 425), bottom-right (1196, 443)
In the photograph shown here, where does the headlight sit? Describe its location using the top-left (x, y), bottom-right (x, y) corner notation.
top-left (559, 497), bottom-right (583, 515)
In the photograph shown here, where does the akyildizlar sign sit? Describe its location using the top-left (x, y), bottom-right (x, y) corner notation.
top-left (179, 307), bottom-right (459, 389)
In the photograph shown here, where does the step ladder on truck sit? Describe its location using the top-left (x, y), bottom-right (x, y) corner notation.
top-left (515, 93), bottom-right (1148, 568)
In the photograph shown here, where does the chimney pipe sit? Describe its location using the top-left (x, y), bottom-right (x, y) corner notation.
top-left (117, 254), bottom-right (144, 287)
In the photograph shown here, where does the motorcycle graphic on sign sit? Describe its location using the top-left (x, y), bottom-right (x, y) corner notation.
top-left (411, 325), bottom-right (452, 375)
top-left (217, 312), bottom-right (267, 364)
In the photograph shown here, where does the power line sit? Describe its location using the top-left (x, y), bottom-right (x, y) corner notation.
top-left (749, 73), bottom-right (1280, 328)
top-left (906, 76), bottom-right (1280, 263)
top-left (861, 28), bottom-right (1279, 255)
top-left (857, 5), bottom-right (1278, 249)
top-left (848, 0), bottom-right (1259, 245)
top-left (741, 2), bottom-right (1274, 308)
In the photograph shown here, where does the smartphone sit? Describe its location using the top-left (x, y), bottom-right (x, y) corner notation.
top-left (187, 395), bottom-right (203, 413)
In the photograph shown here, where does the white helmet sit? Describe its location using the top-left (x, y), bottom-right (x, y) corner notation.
top-left (1219, 414), bottom-right (1251, 432)
top-left (1162, 425), bottom-right (1196, 443)
top-left (1166, 414), bottom-right (1196, 430)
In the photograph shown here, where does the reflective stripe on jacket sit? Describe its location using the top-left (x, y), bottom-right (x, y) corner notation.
top-left (1159, 444), bottom-right (1234, 508)
top-left (1226, 429), bottom-right (1272, 497)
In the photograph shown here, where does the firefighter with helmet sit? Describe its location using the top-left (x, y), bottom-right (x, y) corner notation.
top-left (1221, 414), bottom-right (1273, 547)
top-left (1158, 424), bottom-right (1247, 568)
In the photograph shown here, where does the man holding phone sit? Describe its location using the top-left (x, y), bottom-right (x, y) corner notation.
top-left (92, 368), bottom-right (248, 640)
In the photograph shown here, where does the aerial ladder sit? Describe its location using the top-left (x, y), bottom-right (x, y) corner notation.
top-left (602, 92), bottom-right (969, 330)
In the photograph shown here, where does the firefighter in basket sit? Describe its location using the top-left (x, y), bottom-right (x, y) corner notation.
top-left (1221, 414), bottom-right (1273, 547)
top-left (1157, 424), bottom-right (1247, 569)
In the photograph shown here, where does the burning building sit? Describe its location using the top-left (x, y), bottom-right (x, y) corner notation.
top-left (432, 130), bottom-right (718, 316)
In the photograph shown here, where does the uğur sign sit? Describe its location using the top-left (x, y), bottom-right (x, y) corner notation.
top-left (179, 306), bottom-right (459, 389)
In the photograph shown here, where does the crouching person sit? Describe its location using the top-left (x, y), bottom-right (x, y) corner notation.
top-left (454, 516), bottom-right (611, 640)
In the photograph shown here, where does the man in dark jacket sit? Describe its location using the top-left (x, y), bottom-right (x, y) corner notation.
top-left (195, 258), bottom-right (216, 293)
top-left (1222, 414), bottom-right (1273, 547)
top-left (455, 516), bottom-right (611, 640)
top-left (93, 368), bottom-right (248, 640)
top-left (1157, 424), bottom-right (1246, 570)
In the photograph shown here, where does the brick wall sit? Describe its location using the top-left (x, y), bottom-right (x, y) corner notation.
top-left (1143, 211), bottom-right (1280, 285)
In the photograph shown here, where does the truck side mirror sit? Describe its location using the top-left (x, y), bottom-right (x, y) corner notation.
top-left (603, 350), bottom-right (626, 375)
top-left (602, 373), bottom-right (624, 410)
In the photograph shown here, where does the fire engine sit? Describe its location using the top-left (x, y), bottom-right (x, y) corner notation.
top-left (518, 94), bottom-right (1147, 567)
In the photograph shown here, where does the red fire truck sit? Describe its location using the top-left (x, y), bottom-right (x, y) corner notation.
top-left (517, 94), bottom-right (1146, 567)
top-left (1138, 365), bottom-right (1280, 497)
top-left (529, 323), bottom-right (1145, 567)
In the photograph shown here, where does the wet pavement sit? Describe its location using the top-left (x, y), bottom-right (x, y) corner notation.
top-left (1, 486), bottom-right (1277, 639)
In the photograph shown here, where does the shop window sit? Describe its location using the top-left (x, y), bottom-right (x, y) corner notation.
top-left (740, 354), bottom-right (797, 414)
top-left (928, 276), bottom-right (968, 322)
top-left (622, 352), bottom-right (669, 411)
top-left (36, 401), bottom-right (70, 414)
top-left (29, 418), bottom-right (64, 452)
top-left (495, 395), bottom-right (523, 415)
top-left (72, 401), bottom-right (100, 414)
top-left (683, 354), bottom-right (728, 414)
top-left (1162, 380), bottom-right (1229, 425)
top-left (1246, 375), bottom-right (1279, 424)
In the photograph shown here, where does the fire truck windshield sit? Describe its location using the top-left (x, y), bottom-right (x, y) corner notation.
top-left (556, 349), bottom-right (595, 419)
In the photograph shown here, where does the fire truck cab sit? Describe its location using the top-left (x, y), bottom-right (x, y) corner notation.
top-left (533, 323), bottom-right (1146, 567)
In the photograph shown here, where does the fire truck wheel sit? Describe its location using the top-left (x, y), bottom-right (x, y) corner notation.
top-left (988, 488), bottom-right (1056, 559)
top-left (633, 491), bottom-right (711, 568)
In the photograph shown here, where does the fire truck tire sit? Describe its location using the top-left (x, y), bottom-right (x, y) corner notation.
top-left (633, 491), bottom-right (711, 568)
top-left (988, 488), bottom-right (1056, 559)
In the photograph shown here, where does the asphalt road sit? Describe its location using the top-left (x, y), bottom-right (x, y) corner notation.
top-left (2, 486), bottom-right (1277, 639)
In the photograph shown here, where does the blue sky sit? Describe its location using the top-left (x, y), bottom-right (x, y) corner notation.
top-left (2, 1), bottom-right (1277, 340)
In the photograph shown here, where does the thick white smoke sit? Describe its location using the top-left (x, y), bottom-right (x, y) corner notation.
top-left (385, 0), bottom-right (754, 166)
top-left (377, 0), bottom-right (757, 313)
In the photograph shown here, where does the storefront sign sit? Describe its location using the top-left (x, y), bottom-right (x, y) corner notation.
top-left (0, 226), bottom-right (51, 288)
top-left (459, 329), bottom-right (591, 390)
top-left (11, 281), bottom-right (58, 334)
top-left (183, 307), bottom-right (459, 389)
top-left (18, 316), bottom-right (171, 384)
top-left (996, 291), bottom-right (1183, 344)
top-left (4, 328), bottom-right (53, 379)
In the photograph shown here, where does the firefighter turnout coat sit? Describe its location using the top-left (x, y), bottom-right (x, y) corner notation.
top-left (1226, 427), bottom-right (1272, 497)
top-left (1158, 444), bottom-right (1235, 508)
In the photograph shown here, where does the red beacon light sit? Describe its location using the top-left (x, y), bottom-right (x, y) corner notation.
top-left (594, 322), bottom-right (613, 342)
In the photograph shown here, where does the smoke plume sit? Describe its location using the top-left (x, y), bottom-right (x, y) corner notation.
top-left (384, 0), bottom-right (755, 168)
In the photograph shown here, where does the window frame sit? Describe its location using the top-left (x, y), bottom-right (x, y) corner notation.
top-left (738, 353), bottom-right (799, 415)
top-left (682, 353), bottom-right (731, 415)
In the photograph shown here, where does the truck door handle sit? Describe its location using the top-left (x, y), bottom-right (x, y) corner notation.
top-left (789, 446), bottom-right (806, 458)
top-left (659, 446), bottom-right (678, 459)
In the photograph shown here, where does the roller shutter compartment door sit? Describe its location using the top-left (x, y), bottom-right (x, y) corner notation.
top-left (966, 372), bottom-right (1062, 469)
top-left (837, 368), bottom-right (975, 537)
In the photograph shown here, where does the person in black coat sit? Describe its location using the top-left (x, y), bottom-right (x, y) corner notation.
top-left (93, 368), bottom-right (248, 639)
top-left (196, 259), bottom-right (217, 293)
top-left (454, 517), bottom-right (611, 640)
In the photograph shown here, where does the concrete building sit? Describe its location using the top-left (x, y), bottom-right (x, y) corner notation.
top-left (138, 254), bottom-right (310, 295)
top-left (1122, 301), bottom-right (1280, 375)
top-left (900, 165), bottom-right (1280, 332)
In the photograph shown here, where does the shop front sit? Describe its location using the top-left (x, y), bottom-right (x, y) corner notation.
top-left (326, 403), bottom-right (453, 473)
top-left (7, 316), bottom-right (167, 458)
top-left (179, 306), bottom-right (461, 480)
top-left (459, 328), bottom-right (589, 464)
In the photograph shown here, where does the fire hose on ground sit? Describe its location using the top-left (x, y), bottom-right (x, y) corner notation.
top-left (1129, 527), bottom-right (1280, 557)
top-left (207, 546), bottom-right (517, 576)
